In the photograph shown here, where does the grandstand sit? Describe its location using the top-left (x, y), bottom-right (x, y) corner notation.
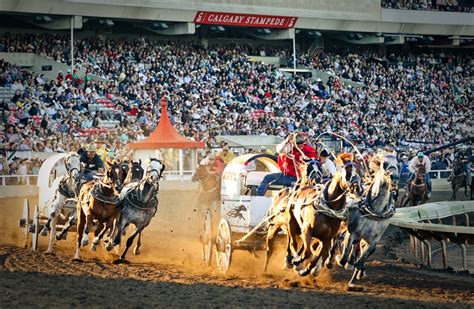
top-left (0, 0), bottom-right (472, 175)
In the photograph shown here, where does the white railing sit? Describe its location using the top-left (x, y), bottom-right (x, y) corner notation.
top-left (429, 168), bottom-right (473, 179)
top-left (0, 175), bottom-right (38, 186)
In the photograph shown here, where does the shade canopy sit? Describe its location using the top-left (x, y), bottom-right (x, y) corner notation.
top-left (128, 97), bottom-right (205, 149)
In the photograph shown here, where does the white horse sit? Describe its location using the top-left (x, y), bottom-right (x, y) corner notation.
top-left (336, 163), bottom-right (395, 289)
top-left (107, 158), bottom-right (165, 264)
top-left (41, 153), bottom-right (81, 254)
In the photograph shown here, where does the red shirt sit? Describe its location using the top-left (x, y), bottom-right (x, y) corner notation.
top-left (278, 144), bottom-right (317, 178)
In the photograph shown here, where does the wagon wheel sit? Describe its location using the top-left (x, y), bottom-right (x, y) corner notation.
top-left (32, 205), bottom-right (40, 252)
top-left (215, 219), bottom-right (232, 274)
top-left (18, 198), bottom-right (30, 248)
top-left (201, 209), bottom-right (213, 265)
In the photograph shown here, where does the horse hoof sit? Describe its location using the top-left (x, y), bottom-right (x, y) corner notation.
top-left (325, 261), bottom-right (333, 270)
top-left (40, 228), bottom-right (48, 237)
top-left (112, 259), bottom-right (130, 265)
top-left (81, 239), bottom-right (89, 247)
top-left (43, 251), bottom-right (54, 255)
top-left (345, 263), bottom-right (354, 271)
top-left (105, 242), bottom-right (114, 252)
top-left (356, 270), bottom-right (366, 280)
top-left (298, 268), bottom-right (310, 277)
top-left (133, 248), bottom-right (140, 255)
top-left (347, 284), bottom-right (364, 292)
top-left (90, 244), bottom-right (97, 251)
top-left (292, 258), bottom-right (303, 266)
top-left (72, 258), bottom-right (83, 263)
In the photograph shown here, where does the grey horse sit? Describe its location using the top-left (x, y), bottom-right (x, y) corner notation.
top-left (108, 158), bottom-right (165, 264)
top-left (335, 164), bottom-right (395, 290)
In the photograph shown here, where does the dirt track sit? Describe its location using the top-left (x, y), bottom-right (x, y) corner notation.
top-left (0, 190), bottom-right (473, 307)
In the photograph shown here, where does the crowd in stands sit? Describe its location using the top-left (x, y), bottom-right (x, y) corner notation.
top-left (382, 0), bottom-right (474, 12)
top-left (0, 33), bottom-right (472, 176)
top-left (0, 155), bottom-right (43, 184)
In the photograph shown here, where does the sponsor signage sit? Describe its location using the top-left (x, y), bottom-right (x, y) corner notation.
top-left (194, 11), bottom-right (297, 28)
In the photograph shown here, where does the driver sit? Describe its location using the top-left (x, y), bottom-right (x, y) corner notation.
top-left (257, 133), bottom-right (317, 196)
top-left (408, 151), bottom-right (432, 198)
top-left (78, 144), bottom-right (104, 181)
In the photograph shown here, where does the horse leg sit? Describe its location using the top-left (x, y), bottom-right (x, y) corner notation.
top-left (133, 232), bottom-right (142, 255)
top-left (90, 223), bottom-right (105, 251)
top-left (348, 242), bottom-right (377, 289)
top-left (292, 225), bottom-right (312, 266)
top-left (337, 231), bottom-right (356, 269)
top-left (44, 215), bottom-right (58, 254)
top-left (309, 237), bottom-right (333, 277)
top-left (325, 235), bottom-right (340, 269)
top-left (73, 208), bottom-right (86, 261)
top-left (114, 226), bottom-right (144, 263)
top-left (56, 210), bottom-right (76, 241)
top-left (263, 223), bottom-right (280, 272)
top-left (109, 214), bottom-right (127, 251)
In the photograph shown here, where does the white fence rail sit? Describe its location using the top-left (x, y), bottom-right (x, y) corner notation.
top-left (0, 175), bottom-right (38, 186)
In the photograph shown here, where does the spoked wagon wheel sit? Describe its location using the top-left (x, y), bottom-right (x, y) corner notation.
top-left (201, 209), bottom-right (213, 265)
top-left (215, 219), bottom-right (232, 274)
top-left (32, 205), bottom-right (40, 252)
top-left (18, 198), bottom-right (30, 248)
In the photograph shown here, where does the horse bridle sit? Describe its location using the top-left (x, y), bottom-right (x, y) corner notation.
top-left (146, 158), bottom-right (165, 180)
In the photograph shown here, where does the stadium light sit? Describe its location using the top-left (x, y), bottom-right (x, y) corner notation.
top-left (217, 26), bottom-right (225, 32)
top-left (105, 19), bottom-right (114, 26)
top-left (263, 28), bottom-right (271, 35)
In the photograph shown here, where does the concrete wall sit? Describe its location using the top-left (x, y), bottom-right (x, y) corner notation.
top-left (0, 52), bottom-right (107, 81)
top-left (0, 0), bottom-right (472, 35)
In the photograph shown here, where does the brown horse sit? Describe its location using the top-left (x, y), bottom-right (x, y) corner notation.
top-left (73, 161), bottom-right (124, 261)
top-left (399, 165), bottom-right (428, 207)
top-left (264, 161), bottom-right (322, 272)
top-left (192, 164), bottom-right (221, 215)
top-left (290, 159), bottom-right (361, 277)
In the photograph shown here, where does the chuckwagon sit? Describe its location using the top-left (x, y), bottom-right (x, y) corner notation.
top-left (18, 153), bottom-right (76, 251)
top-left (200, 153), bottom-right (286, 273)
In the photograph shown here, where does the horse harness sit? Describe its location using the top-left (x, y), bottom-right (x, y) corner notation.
top-left (90, 181), bottom-right (119, 205)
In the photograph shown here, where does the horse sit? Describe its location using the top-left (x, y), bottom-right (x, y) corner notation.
top-left (449, 158), bottom-right (473, 200)
top-left (123, 159), bottom-right (144, 184)
top-left (290, 158), bottom-right (362, 277)
top-left (191, 164), bottom-right (221, 216)
top-left (40, 153), bottom-right (81, 254)
top-left (399, 165), bottom-right (428, 207)
top-left (108, 158), bottom-right (165, 264)
top-left (72, 161), bottom-right (124, 261)
top-left (263, 160), bottom-right (324, 272)
top-left (335, 164), bottom-right (395, 290)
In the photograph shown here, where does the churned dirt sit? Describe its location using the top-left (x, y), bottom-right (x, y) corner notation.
top-left (0, 189), bottom-right (473, 308)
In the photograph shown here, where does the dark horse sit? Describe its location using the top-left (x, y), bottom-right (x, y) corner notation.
top-left (449, 158), bottom-right (473, 200)
top-left (73, 161), bottom-right (124, 261)
top-left (191, 164), bottom-right (221, 215)
top-left (109, 158), bottom-right (165, 263)
top-left (399, 165), bottom-right (428, 207)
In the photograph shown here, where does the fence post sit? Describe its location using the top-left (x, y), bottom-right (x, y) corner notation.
top-left (465, 213), bottom-right (470, 227)
top-left (440, 240), bottom-right (448, 269)
top-left (460, 244), bottom-right (467, 271)
top-left (423, 240), bottom-right (431, 267)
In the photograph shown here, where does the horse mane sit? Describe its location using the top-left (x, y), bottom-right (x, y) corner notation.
top-left (328, 170), bottom-right (342, 195)
top-left (335, 153), bottom-right (355, 167)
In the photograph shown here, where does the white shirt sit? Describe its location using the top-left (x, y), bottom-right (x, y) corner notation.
top-left (321, 159), bottom-right (337, 178)
top-left (409, 156), bottom-right (431, 173)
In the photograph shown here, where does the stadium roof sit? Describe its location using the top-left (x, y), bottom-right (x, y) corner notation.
top-left (128, 97), bottom-right (205, 149)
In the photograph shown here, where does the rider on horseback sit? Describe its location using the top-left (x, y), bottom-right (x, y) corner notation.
top-left (78, 144), bottom-right (104, 181)
top-left (408, 151), bottom-right (432, 198)
top-left (257, 133), bottom-right (317, 196)
top-left (450, 147), bottom-right (472, 186)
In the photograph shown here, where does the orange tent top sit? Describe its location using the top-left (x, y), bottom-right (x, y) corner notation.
top-left (128, 97), bottom-right (205, 149)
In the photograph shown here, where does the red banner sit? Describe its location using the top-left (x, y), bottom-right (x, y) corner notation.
top-left (194, 11), bottom-right (297, 29)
